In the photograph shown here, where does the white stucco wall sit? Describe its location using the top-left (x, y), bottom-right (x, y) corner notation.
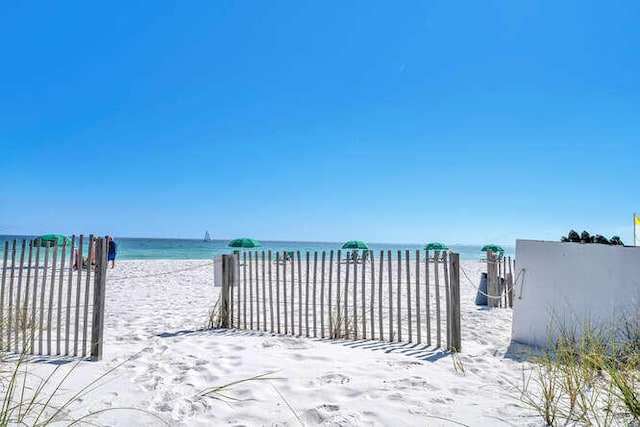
top-left (511, 239), bottom-right (640, 348)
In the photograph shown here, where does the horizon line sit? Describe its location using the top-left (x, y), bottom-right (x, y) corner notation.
top-left (0, 233), bottom-right (515, 247)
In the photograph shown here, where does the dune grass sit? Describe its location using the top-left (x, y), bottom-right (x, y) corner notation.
top-left (519, 314), bottom-right (640, 426)
top-left (1, 349), bottom-right (168, 426)
top-left (329, 307), bottom-right (356, 340)
top-left (200, 370), bottom-right (280, 401)
top-left (200, 371), bottom-right (305, 425)
top-left (0, 312), bottom-right (167, 426)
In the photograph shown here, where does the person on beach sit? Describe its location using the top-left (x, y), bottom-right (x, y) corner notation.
top-left (91, 237), bottom-right (97, 264)
top-left (107, 236), bottom-right (117, 268)
top-left (81, 237), bottom-right (98, 268)
top-left (73, 248), bottom-right (80, 270)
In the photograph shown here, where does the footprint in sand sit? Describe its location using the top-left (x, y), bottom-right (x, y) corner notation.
top-left (319, 373), bottom-right (351, 385)
top-left (153, 391), bottom-right (182, 413)
top-left (431, 396), bottom-right (455, 404)
top-left (292, 353), bottom-right (328, 363)
top-left (99, 391), bottom-right (119, 408)
top-left (386, 360), bottom-right (422, 369)
top-left (387, 392), bottom-right (405, 401)
top-left (154, 401), bottom-right (173, 413)
top-left (223, 355), bottom-right (243, 368)
top-left (142, 376), bottom-right (164, 391)
top-left (450, 387), bottom-right (470, 396)
top-left (408, 376), bottom-right (440, 389)
top-left (303, 404), bottom-right (341, 424)
top-left (305, 407), bottom-right (361, 426)
top-left (193, 361), bottom-right (210, 373)
top-left (262, 336), bottom-right (313, 350)
top-left (171, 373), bottom-right (187, 384)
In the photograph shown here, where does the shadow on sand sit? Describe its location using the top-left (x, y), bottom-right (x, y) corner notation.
top-left (156, 327), bottom-right (451, 362)
top-left (2, 353), bottom-right (83, 365)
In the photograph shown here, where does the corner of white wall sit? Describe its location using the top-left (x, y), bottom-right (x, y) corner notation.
top-left (511, 239), bottom-right (640, 348)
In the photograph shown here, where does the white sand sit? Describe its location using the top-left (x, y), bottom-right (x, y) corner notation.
top-left (12, 259), bottom-right (539, 426)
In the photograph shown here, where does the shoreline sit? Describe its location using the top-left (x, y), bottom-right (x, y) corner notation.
top-left (0, 235), bottom-right (515, 262)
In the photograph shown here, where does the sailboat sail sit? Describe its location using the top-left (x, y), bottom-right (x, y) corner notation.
top-left (204, 231), bottom-right (211, 242)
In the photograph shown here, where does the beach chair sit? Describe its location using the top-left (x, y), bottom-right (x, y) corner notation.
top-left (426, 250), bottom-right (450, 263)
top-left (274, 251), bottom-right (293, 264)
top-left (354, 250), bottom-right (370, 263)
top-left (343, 251), bottom-right (360, 264)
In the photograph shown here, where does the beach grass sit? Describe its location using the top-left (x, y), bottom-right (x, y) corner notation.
top-left (328, 307), bottom-right (356, 340)
top-left (519, 314), bottom-right (640, 426)
top-left (200, 370), bottom-right (280, 401)
top-left (0, 313), bottom-right (167, 426)
top-left (200, 371), bottom-right (305, 425)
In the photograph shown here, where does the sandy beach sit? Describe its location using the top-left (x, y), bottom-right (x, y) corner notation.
top-left (5, 258), bottom-right (541, 426)
top-left (4, 0), bottom-right (635, 424)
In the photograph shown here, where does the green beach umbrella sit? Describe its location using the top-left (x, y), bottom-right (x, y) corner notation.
top-left (35, 234), bottom-right (71, 247)
top-left (228, 238), bottom-right (261, 248)
top-left (342, 240), bottom-right (369, 250)
top-left (481, 244), bottom-right (504, 254)
top-left (424, 242), bottom-right (449, 251)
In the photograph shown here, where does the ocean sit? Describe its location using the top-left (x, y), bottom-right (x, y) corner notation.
top-left (0, 236), bottom-right (514, 261)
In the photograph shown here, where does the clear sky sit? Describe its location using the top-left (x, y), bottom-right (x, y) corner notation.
top-left (1, 1), bottom-right (639, 245)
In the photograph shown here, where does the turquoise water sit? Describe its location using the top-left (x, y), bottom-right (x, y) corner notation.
top-left (0, 236), bottom-right (514, 261)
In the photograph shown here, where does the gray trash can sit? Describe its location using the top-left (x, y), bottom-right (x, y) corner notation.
top-left (475, 273), bottom-right (505, 306)
top-left (475, 273), bottom-right (488, 305)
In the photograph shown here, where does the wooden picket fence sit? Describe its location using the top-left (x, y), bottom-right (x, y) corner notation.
top-left (0, 235), bottom-right (108, 360)
top-left (486, 249), bottom-right (516, 308)
top-left (217, 249), bottom-right (461, 352)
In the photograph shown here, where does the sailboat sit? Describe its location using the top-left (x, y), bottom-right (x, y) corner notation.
top-left (204, 231), bottom-right (212, 242)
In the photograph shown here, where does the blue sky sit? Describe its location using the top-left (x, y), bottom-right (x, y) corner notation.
top-left (1, 0), bottom-right (639, 245)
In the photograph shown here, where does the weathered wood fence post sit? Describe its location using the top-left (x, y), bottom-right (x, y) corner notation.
top-left (487, 250), bottom-right (500, 308)
top-left (448, 253), bottom-right (461, 352)
top-left (507, 256), bottom-right (514, 308)
top-left (219, 254), bottom-right (236, 328)
top-left (91, 237), bottom-right (108, 361)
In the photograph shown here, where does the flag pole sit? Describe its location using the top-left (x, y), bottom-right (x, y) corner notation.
top-left (635, 213), bottom-right (637, 246)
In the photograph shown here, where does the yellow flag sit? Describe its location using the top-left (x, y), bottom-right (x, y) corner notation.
top-left (635, 214), bottom-right (640, 225)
